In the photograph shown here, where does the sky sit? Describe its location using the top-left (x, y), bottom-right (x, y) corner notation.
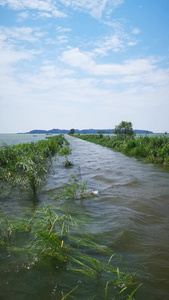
top-left (0, 0), bottom-right (169, 133)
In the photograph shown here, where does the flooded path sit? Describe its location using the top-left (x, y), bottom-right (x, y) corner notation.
top-left (64, 136), bottom-right (169, 299)
top-left (1, 134), bottom-right (169, 299)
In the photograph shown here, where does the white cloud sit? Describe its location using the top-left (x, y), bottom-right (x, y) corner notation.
top-left (103, 20), bottom-right (124, 31)
top-left (1, 0), bottom-right (51, 10)
top-left (59, 0), bottom-right (124, 18)
top-left (60, 47), bottom-right (161, 77)
top-left (0, 26), bottom-right (48, 48)
top-left (132, 28), bottom-right (141, 35)
top-left (57, 35), bottom-right (68, 43)
top-left (56, 26), bottom-right (72, 33)
top-left (0, 0), bottom-right (124, 19)
top-left (93, 21), bottom-right (139, 55)
top-left (17, 11), bottom-right (29, 22)
top-left (0, 26), bottom-right (46, 42)
top-left (94, 35), bottom-right (125, 55)
top-left (37, 12), bottom-right (52, 18)
top-left (60, 47), bottom-right (95, 70)
top-left (40, 65), bottom-right (73, 76)
top-left (1, 58), bottom-right (168, 133)
top-left (54, 26), bottom-right (71, 44)
top-left (0, 0), bottom-right (66, 17)
top-left (0, 36), bottom-right (169, 133)
top-left (0, 38), bottom-right (37, 114)
top-left (52, 9), bottom-right (66, 17)
top-left (128, 41), bottom-right (137, 46)
top-left (0, 39), bottom-right (36, 67)
top-left (0, 1), bottom-right (168, 133)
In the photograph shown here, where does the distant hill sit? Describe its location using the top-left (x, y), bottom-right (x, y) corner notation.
top-left (25, 128), bottom-right (153, 134)
top-left (27, 129), bottom-right (69, 134)
top-left (134, 129), bottom-right (153, 134)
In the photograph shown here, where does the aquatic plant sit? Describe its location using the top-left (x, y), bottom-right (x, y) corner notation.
top-left (105, 281), bottom-right (142, 300)
top-left (61, 174), bottom-right (87, 199)
top-left (59, 146), bottom-right (71, 155)
top-left (59, 285), bottom-right (79, 300)
top-left (62, 157), bottom-right (74, 168)
top-left (0, 207), bottom-right (30, 245)
top-left (0, 207), bottom-right (13, 245)
top-left (0, 204), bottom-right (76, 260)
top-left (25, 204), bottom-right (77, 262)
top-left (0, 204), bottom-right (143, 299)
top-left (0, 135), bottom-right (70, 194)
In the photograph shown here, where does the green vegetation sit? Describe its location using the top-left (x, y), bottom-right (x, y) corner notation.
top-left (74, 134), bottom-right (169, 166)
top-left (62, 157), bottom-right (74, 168)
top-left (61, 174), bottom-right (88, 200)
top-left (0, 135), bottom-right (71, 195)
top-left (0, 134), bottom-right (144, 299)
top-left (114, 121), bottom-right (135, 138)
top-left (53, 174), bottom-right (88, 200)
top-left (68, 128), bottom-right (75, 135)
top-left (0, 203), bottom-right (143, 299)
top-left (59, 146), bottom-right (71, 155)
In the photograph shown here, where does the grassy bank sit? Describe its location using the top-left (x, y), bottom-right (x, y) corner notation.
top-left (0, 135), bottom-right (70, 195)
top-left (73, 134), bottom-right (169, 166)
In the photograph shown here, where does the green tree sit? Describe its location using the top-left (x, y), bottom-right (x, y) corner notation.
top-left (68, 128), bottom-right (75, 135)
top-left (114, 121), bottom-right (135, 138)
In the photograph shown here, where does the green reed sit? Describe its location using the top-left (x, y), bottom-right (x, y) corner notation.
top-left (61, 174), bottom-right (88, 200)
top-left (0, 135), bottom-right (70, 195)
top-left (59, 146), bottom-right (71, 155)
top-left (0, 203), bottom-right (143, 299)
top-left (74, 134), bottom-right (169, 166)
top-left (0, 207), bottom-right (13, 245)
top-left (62, 157), bottom-right (74, 168)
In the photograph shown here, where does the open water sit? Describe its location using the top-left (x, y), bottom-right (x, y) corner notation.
top-left (0, 134), bottom-right (169, 299)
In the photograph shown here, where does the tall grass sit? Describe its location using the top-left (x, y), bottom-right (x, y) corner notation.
top-left (0, 135), bottom-right (70, 194)
top-left (61, 174), bottom-right (88, 200)
top-left (0, 203), bottom-right (143, 299)
top-left (74, 134), bottom-right (169, 166)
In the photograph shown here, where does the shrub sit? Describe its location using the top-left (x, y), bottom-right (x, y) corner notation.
top-left (0, 135), bottom-right (69, 195)
top-left (74, 134), bottom-right (169, 166)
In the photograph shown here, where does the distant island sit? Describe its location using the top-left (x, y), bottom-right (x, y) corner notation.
top-left (24, 129), bottom-right (153, 134)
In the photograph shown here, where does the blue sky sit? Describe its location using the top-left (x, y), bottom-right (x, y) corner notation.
top-left (0, 0), bottom-right (169, 133)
